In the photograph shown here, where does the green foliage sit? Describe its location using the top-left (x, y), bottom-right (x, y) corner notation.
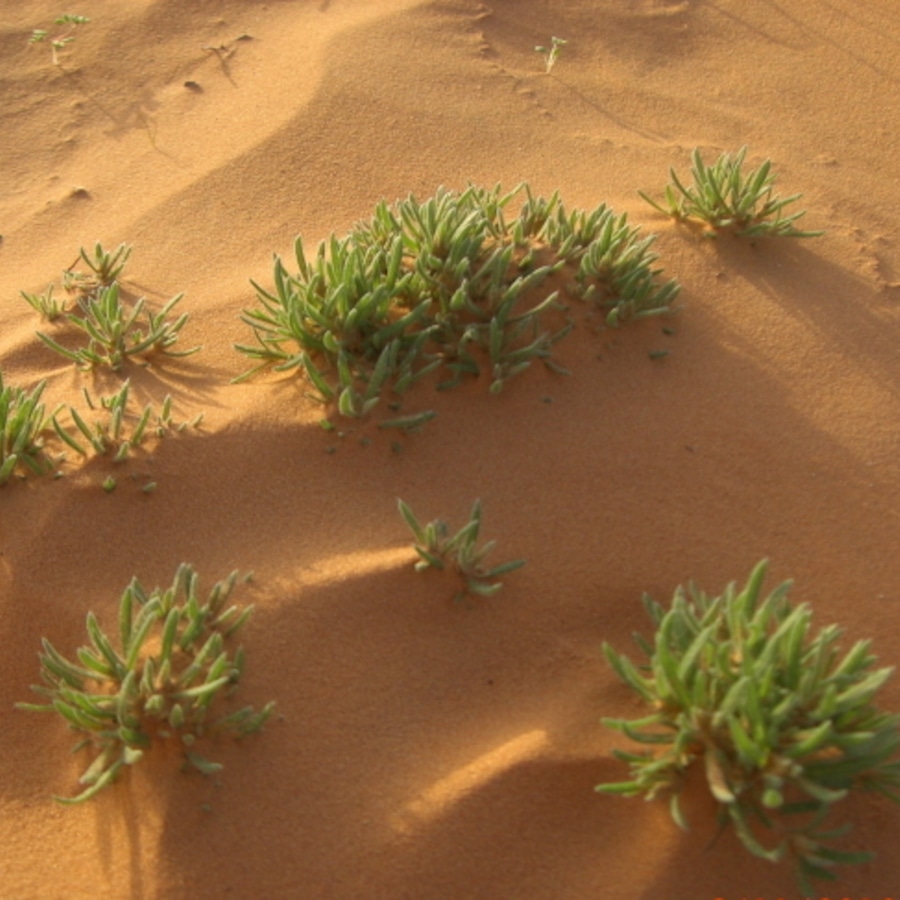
top-left (52, 380), bottom-right (203, 461)
top-left (29, 243), bottom-right (199, 371)
top-left (29, 14), bottom-right (90, 66)
top-left (535, 37), bottom-right (567, 74)
top-left (63, 242), bottom-right (133, 296)
top-left (37, 283), bottom-right (200, 371)
top-left (20, 285), bottom-right (68, 321)
top-left (237, 183), bottom-right (679, 421)
top-left (597, 560), bottom-right (900, 891)
top-left (17, 565), bottom-right (275, 804)
top-left (398, 498), bottom-right (525, 601)
top-left (640, 147), bottom-right (823, 238)
top-left (0, 370), bottom-right (55, 485)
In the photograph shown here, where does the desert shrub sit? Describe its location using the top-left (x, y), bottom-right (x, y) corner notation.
top-left (597, 559), bottom-right (900, 891)
top-left (29, 242), bottom-right (200, 371)
top-left (236, 183), bottom-right (680, 420)
top-left (37, 283), bottom-right (199, 371)
top-left (17, 565), bottom-right (275, 803)
top-left (640, 147), bottom-right (823, 238)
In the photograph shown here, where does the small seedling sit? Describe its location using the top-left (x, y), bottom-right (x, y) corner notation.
top-left (0, 370), bottom-right (56, 485)
top-left (52, 380), bottom-right (203, 462)
top-left (21, 285), bottom-right (69, 321)
top-left (63, 242), bottom-right (133, 297)
top-left (29, 14), bottom-right (90, 66)
top-left (535, 36), bottom-right (567, 74)
top-left (597, 560), bottom-right (900, 892)
top-left (17, 565), bottom-right (275, 803)
top-left (37, 283), bottom-right (200, 371)
top-left (640, 147), bottom-right (823, 238)
top-left (398, 498), bottom-right (525, 601)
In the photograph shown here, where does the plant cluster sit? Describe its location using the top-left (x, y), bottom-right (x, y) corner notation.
top-left (21, 285), bottom-right (68, 322)
top-left (52, 380), bottom-right (203, 462)
top-left (597, 560), bottom-right (900, 891)
top-left (63, 241), bottom-right (133, 297)
top-left (640, 147), bottom-right (823, 238)
top-left (31, 242), bottom-right (199, 371)
top-left (398, 498), bottom-right (525, 601)
top-left (29, 13), bottom-right (90, 66)
top-left (38, 283), bottom-right (198, 371)
top-left (0, 370), bottom-right (55, 485)
top-left (237, 183), bottom-right (678, 423)
top-left (17, 565), bottom-right (275, 804)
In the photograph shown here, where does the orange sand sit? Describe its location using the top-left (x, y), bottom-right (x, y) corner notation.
top-left (2, 1), bottom-right (899, 898)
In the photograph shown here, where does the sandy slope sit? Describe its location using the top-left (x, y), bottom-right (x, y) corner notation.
top-left (2, 1), bottom-right (899, 897)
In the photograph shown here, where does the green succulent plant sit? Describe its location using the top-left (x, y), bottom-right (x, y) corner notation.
top-left (640, 147), bottom-right (823, 238)
top-left (20, 285), bottom-right (69, 321)
top-left (52, 380), bottom-right (203, 462)
top-left (37, 283), bottom-right (200, 371)
top-left (237, 183), bottom-right (679, 423)
top-left (63, 241), bottom-right (133, 296)
top-left (597, 559), bottom-right (900, 891)
top-left (398, 498), bottom-right (525, 601)
top-left (17, 565), bottom-right (275, 804)
top-left (0, 370), bottom-right (56, 485)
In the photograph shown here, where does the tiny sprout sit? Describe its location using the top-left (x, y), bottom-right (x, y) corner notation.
top-left (21, 286), bottom-right (68, 321)
top-left (29, 14), bottom-right (90, 66)
top-left (535, 36), bottom-right (567, 74)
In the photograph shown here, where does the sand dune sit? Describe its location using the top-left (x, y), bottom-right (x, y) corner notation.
top-left (2, 1), bottom-right (899, 897)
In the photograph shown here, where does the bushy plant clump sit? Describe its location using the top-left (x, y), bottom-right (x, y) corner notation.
top-left (237, 183), bottom-right (679, 419)
top-left (18, 565), bottom-right (275, 803)
top-left (0, 370), bottom-right (55, 485)
top-left (641, 147), bottom-right (822, 238)
top-left (597, 560), bottom-right (900, 891)
top-left (31, 242), bottom-right (200, 371)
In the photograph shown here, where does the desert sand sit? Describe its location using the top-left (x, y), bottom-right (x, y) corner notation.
top-left (2, 1), bottom-right (899, 898)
